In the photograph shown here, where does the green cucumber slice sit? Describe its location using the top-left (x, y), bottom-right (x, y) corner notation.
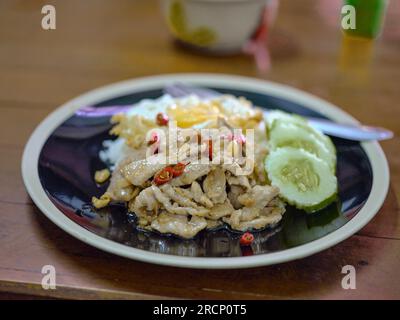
top-left (265, 110), bottom-right (308, 129)
top-left (266, 111), bottom-right (336, 169)
top-left (287, 119), bottom-right (337, 162)
top-left (265, 147), bottom-right (337, 212)
top-left (269, 120), bottom-right (336, 171)
top-left (312, 128), bottom-right (336, 161)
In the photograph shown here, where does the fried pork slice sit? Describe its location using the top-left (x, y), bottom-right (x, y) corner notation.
top-left (160, 184), bottom-right (198, 208)
top-left (266, 198), bottom-right (284, 208)
top-left (173, 182), bottom-right (214, 209)
top-left (170, 163), bottom-right (211, 186)
top-left (203, 167), bottom-right (227, 204)
top-left (223, 208), bottom-right (241, 229)
top-left (223, 185), bottom-right (283, 231)
top-left (130, 187), bottom-right (158, 225)
top-left (107, 170), bottom-right (133, 201)
top-left (226, 174), bottom-right (251, 190)
top-left (121, 159), bottom-right (164, 186)
top-left (239, 207), bottom-right (260, 221)
top-left (223, 163), bottom-right (243, 176)
top-left (151, 212), bottom-right (208, 239)
top-left (238, 185), bottom-right (280, 209)
top-left (151, 185), bottom-right (209, 217)
top-left (206, 200), bottom-right (234, 220)
top-left (190, 181), bottom-right (213, 208)
top-left (232, 215), bottom-right (282, 231)
top-left (225, 165), bottom-right (252, 191)
top-left (227, 185), bottom-right (246, 209)
top-left (206, 219), bottom-right (223, 229)
top-left (260, 206), bottom-right (285, 217)
top-left (223, 207), bottom-right (284, 231)
top-left (106, 155), bottom-right (137, 201)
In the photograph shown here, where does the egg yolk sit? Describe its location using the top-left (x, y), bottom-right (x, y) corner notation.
top-left (167, 102), bottom-right (222, 128)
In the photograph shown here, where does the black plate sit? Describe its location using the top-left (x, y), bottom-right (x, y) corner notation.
top-left (38, 87), bottom-right (373, 257)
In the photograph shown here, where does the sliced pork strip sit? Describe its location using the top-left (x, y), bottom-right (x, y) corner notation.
top-left (260, 206), bottom-right (285, 217)
top-left (224, 206), bottom-right (284, 231)
top-left (106, 154), bottom-right (136, 200)
top-left (190, 181), bottom-right (213, 208)
top-left (223, 209), bottom-right (241, 228)
top-left (223, 163), bottom-right (244, 176)
top-left (151, 213), bottom-right (207, 239)
top-left (170, 163), bottom-right (211, 186)
top-left (238, 185), bottom-right (280, 209)
top-left (113, 186), bottom-right (139, 202)
top-left (122, 159), bottom-right (164, 186)
top-left (131, 187), bottom-right (158, 218)
top-left (206, 219), bottom-right (223, 229)
top-left (239, 207), bottom-right (260, 222)
top-left (203, 167), bottom-right (227, 204)
top-left (151, 185), bottom-right (209, 217)
top-left (206, 200), bottom-right (234, 220)
top-left (266, 197), bottom-right (285, 208)
top-left (227, 185), bottom-right (245, 210)
top-left (233, 213), bottom-right (283, 231)
top-left (160, 184), bottom-right (198, 208)
top-left (107, 173), bottom-right (132, 201)
top-left (173, 181), bottom-right (212, 207)
top-left (174, 187), bottom-right (194, 199)
top-left (226, 174), bottom-right (251, 190)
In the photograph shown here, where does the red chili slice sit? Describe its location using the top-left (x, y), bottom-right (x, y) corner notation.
top-left (171, 162), bottom-right (187, 177)
top-left (234, 133), bottom-right (246, 145)
top-left (239, 232), bottom-right (254, 246)
top-left (154, 167), bottom-right (173, 185)
top-left (147, 131), bottom-right (159, 145)
top-left (197, 132), bottom-right (202, 144)
top-left (208, 140), bottom-right (213, 161)
top-left (156, 112), bottom-right (169, 126)
top-left (227, 133), bottom-right (246, 145)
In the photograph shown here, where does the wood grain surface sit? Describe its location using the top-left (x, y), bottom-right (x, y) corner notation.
top-left (0, 0), bottom-right (399, 299)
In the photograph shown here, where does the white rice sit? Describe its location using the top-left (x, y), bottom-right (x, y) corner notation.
top-left (99, 94), bottom-right (176, 166)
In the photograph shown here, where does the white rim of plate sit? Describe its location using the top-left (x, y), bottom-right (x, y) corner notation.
top-left (21, 73), bottom-right (390, 269)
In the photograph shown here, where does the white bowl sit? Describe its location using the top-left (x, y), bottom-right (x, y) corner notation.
top-left (160, 0), bottom-right (268, 53)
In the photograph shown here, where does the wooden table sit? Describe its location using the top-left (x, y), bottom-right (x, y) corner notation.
top-left (0, 0), bottom-right (399, 299)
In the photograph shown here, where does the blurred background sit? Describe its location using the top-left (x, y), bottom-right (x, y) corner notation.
top-left (1, 0), bottom-right (399, 115)
top-left (0, 1), bottom-right (398, 92)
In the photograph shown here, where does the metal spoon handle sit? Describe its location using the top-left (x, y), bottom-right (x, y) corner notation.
top-left (306, 117), bottom-right (393, 141)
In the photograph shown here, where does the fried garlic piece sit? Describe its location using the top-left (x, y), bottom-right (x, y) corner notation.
top-left (94, 168), bottom-right (111, 184)
top-left (92, 194), bottom-right (111, 209)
